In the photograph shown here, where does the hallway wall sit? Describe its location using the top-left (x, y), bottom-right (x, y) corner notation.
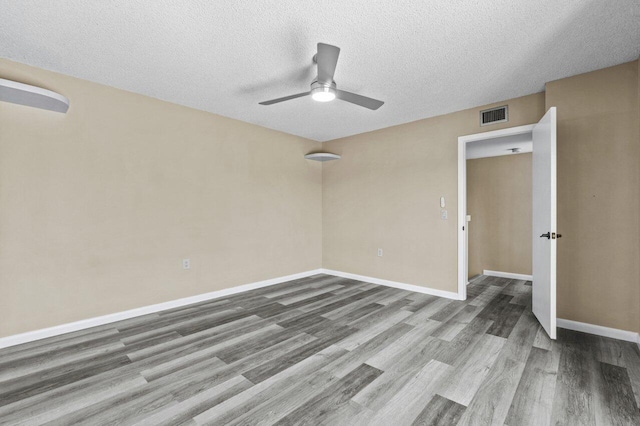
top-left (467, 153), bottom-right (532, 278)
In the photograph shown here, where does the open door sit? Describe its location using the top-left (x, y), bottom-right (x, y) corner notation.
top-left (532, 107), bottom-right (557, 339)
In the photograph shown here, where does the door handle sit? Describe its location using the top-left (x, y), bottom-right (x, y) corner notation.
top-left (540, 232), bottom-right (562, 239)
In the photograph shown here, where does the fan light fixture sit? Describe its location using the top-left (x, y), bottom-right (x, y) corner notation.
top-left (311, 88), bottom-right (336, 102)
top-left (311, 83), bottom-right (336, 102)
top-left (259, 43), bottom-right (384, 110)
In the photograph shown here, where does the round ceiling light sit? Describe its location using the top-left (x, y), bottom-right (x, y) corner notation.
top-left (311, 86), bottom-right (336, 102)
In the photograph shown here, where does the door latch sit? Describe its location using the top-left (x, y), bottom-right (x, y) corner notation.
top-left (540, 232), bottom-right (562, 240)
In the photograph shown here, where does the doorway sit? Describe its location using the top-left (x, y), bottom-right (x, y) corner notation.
top-left (457, 108), bottom-right (558, 338)
top-left (467, 141), bottom-right (533, 283)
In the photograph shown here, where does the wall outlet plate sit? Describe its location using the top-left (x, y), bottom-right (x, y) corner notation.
top-left (377, 248), bottom-right (383, 257)
top-left (182, 259), bottom-right (190, 269)
top-left (441, 209), bottom-right (448, 220)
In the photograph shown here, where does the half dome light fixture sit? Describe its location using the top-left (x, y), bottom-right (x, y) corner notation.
top-left (0, 78), bottom-right (69, 113)
top-left (304, 152), bottom-right (341, 161)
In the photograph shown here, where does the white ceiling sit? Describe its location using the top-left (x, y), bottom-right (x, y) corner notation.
top-left (466, 132), bottom-right (532, 160)
top-left (1, 1), bottom-right (639, 141)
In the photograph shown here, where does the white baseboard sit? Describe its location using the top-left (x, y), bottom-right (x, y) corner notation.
top-left (483, 270), bottom-right (533, 281)
top-left (321, 269), bottom-right (461, 300)
top-left (0, 269), bottom-right (323, 350)
top-left (557, 318), bottom-right (640, 345)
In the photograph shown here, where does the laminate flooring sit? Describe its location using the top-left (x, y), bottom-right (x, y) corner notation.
top-left (1, 274), bottom-right (639, 425)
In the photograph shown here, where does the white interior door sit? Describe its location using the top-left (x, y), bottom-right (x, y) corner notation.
top-left (532, 107), bottom-right (557, 339)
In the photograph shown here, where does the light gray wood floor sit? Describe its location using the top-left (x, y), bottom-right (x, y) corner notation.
top-left (1, 274), bottom-right (639, 425)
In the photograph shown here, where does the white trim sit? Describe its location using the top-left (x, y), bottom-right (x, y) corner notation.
top-left (458, 138), bottom-right (467, 301)
top-left (458, 124), bottom-right (536, 303)
top-left (321, 269), bottom-right (461, 300)
top-left (557, 318), bottom-right (640, 344)
top-left (0, 269), bottom-right (323, 350)
top-left (483, 270), bottom-right (533, 281)
top-left (458, 124), bottom-right (536, 144)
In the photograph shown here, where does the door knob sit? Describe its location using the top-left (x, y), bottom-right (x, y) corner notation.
top-left (540, 232), bottom-right (551, 239)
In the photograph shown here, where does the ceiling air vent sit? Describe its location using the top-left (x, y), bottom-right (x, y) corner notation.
top-left (480, 105), bottom-right (508, 126)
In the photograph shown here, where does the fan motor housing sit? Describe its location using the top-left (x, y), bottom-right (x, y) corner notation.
top-left (311, 80), bottom-right (336, 90)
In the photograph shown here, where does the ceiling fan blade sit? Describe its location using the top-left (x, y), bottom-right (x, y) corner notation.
top-left (336, 90), bottom-right (384, 110)
top-left (259, 92), bottom-right (311, 105)
top-left (316, 43), bottom-right (340, 84)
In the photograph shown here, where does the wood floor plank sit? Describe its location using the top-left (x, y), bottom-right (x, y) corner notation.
top-left (457, 352), bottom-right (526, 426)
top-left (432, 316), bottom-right (494, 366)
top-left (224, 365), bottom-right (341, 426)
top-left (366, 360), bottom-right (452, 425)
top-left (242, 325), bottom-right (355, 384)
top-left (485, 302), bottom-right (526, 338)
top-left (507, 346), bottom-right (562, 426)
top-left (129, 375), bottom-right (253, 426)
top-left (436, 333), bottom-right (506, 406)
top-left (0, 352), bottom-right (133, 407)
top-left (0, 340), bottom-right (127, 383)
top-left (354, 325), bottom-right (446, 410)
top-left (272, 363), bottom-right (382, 426)
top-left (0, 375), bottom-right (149, 425)
top-left (594, 361), bottom-right (640, 425)
top-left (336, 307), bottom-right (413, 351)
top-left (2, 273), bottom-right (639, 425)
top-left (621, 343), bottom-right (640, 408)
top-left (320, 288), bottom-right (393, 320)
top-left (0, 328), bottom-right (122, 368)
top-left (323, 322), bottom-right (415, 378)
top-left (411, 394), bottom-right (466, 426)
top-left (501, 310), bottom-right (539, 363)
top-left (192, 345), bottom-right (348, 425)
top-left (127, 317), bottom-right (277, 361)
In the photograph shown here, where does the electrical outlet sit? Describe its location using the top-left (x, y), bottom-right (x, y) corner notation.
top-left (377, 248), bottom-right (383, 257)
top-left (441, 209), bottom-right (448, 220)
top-left (182, 258), bottom-right (190, 270)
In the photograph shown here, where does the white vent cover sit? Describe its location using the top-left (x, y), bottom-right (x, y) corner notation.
top-left (480, 105), bottom-right (508, 126)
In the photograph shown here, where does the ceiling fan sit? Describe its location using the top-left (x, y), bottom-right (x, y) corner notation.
top-left (259, 43), bottom-right (384, 110)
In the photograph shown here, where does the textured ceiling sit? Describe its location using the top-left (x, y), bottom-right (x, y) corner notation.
top-left (1, 1), bottom-right (639, 141)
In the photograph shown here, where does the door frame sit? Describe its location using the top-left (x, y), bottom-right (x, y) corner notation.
top-left (457, 124), bottom-right (536, 300)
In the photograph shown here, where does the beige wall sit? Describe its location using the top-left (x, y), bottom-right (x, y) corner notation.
top-left (3, 57), bottom-right (638, 339)
top-left (467, 153), bottom-right (532, 278)
top-left (322, 93), bottom-right (545, 292)
top-left (547, 61), bottom-right (640, 332)
top-left (0, 59), bottom-right (322, 338)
